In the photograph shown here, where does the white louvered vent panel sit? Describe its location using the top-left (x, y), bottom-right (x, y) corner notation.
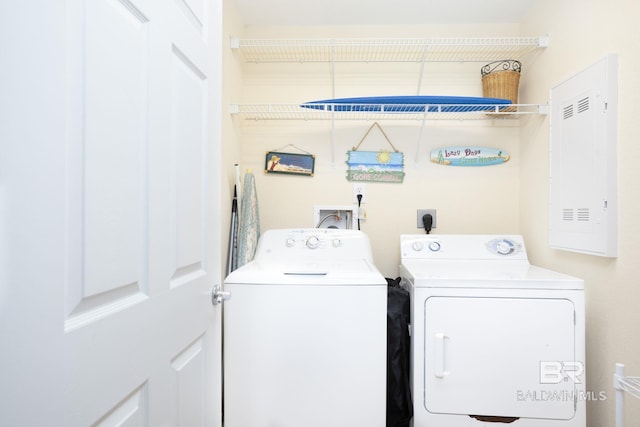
top-left (549, 54), bottom-right (618, 257)
top-left (562, 209), bottom-right (574, 221)
top-left (561, 208), bottom-right (590, 222)
top-left (563, 105), bottom-right (574, 120)
top-left (577, 208), bottom-right (590, 222)
top-left (578, 97), bottom-right (590, 114)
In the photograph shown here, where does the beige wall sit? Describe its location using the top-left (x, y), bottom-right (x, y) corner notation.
top-left (227, 23), bottom-right (525, 277)
top-left (520, 0), bottom-right (640, 425)
top-left (222, 1), bottom-right (640, 425)
top-left (220, 1), bottom-right (244, 278)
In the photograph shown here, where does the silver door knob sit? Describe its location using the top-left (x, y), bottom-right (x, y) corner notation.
top-left (212, 285), bottom-right (231, 306)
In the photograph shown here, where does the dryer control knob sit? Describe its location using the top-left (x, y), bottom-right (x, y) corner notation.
top-left (332, 238), bottom-right (342, 248)
top-left (285, 238), bottom-right (295, 248)
top-left (428, 241), bottom-right (441, 252)
top-left (412, 241), bottom-right (424, 251)
top-left (496, 240), bottom-right (515, 255)
top-left (306, 235), bottom-right (320, 249)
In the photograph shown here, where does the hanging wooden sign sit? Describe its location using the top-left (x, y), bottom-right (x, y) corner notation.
top-left (430, 146), bottom-right (510, 167)
top-left (346, 122), bottom-right (405, 183)
top-left (346, 150), bottom-right (405, 183)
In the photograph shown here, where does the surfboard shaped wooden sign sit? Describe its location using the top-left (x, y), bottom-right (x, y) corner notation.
top-left (430, 146), bottom-right (510, 167)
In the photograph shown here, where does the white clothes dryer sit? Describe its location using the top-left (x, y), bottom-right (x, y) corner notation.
top-left (399, 234), bottom-right (585, 426)
top-left (224, 228), bottom-right (387, 427)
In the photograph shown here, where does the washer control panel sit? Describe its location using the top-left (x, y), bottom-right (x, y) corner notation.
top-left (401, 234), bottom-right (527, 260)
top-left (255, 228), bottom-right (373, 262)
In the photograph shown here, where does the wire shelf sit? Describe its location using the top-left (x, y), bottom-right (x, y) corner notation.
top-left (230, 36), bottom-right (549, 123)
top-left (615, 364), bottom-right (640, 427)
top-left (230, 103), bottom-right (546, 121)
top-left (617, 376), bottom-right (640, 400)
top-left (231, 36), bottom-right (548, 63)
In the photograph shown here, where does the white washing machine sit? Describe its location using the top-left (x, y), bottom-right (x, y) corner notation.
top-left (399, 234), bottom-right (585, 426)
top-left (224, 228), bottom-right (387, 427)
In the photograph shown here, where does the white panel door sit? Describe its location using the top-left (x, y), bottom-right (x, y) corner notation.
top-left (1, 3), bottom-right (67, 426)
top-left (64, 0), bottom-right (222, 426)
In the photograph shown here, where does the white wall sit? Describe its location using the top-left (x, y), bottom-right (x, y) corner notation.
top-left (520, 0), bottom-right (640, 425)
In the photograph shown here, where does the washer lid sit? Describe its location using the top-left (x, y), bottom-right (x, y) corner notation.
top-left (225, 258), bottom-right (386, 286)
top-left (400, 260), bottom-right (584, 290)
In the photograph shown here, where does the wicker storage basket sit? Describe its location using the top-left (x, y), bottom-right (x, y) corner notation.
top-left (481, 60), bottom-right (521, 112)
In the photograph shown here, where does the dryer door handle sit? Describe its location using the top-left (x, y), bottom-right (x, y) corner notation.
top-left (434, 332), bottom-right (449, 378)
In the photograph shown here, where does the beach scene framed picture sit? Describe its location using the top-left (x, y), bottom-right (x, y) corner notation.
top-left (265, 151), bottom-right (315, 176)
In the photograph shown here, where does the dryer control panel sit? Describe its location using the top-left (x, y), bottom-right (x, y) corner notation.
top-left (400, 234), bottom-right (527, 261)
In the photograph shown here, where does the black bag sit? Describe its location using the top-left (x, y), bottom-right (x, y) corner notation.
top-left (386, 277), bottom-right (412, 427)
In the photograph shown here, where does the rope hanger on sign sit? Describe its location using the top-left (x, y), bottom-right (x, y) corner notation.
top-left (352, 121), bottom-right (399, 152)
top-left (271, 143), bottom-right (314, 155)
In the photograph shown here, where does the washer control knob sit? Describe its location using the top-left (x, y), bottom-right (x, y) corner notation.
top-left (428, 241), bottom-right (441, 252)
top-left (306, 235), bottom-right (320, 249)
top-left (332, 238), bottom-right (342, 248)
top-left (285, 238), bottom-right (295, 248)
top-left (412, 241), bottom-right (424, 251)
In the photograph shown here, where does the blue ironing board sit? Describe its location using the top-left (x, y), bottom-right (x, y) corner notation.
top-left (301, 95), bottom-right (512, 112)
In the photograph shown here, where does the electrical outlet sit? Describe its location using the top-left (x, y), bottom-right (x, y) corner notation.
top-left (417, 209), bottom-right (437, 229)
top-left (353, 183), bottom-right (366, 204)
